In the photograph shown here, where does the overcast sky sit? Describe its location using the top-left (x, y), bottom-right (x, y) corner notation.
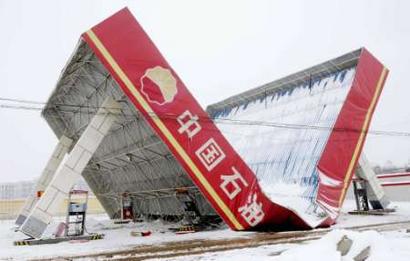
top-left (0, 0), bottom-right (409, 182)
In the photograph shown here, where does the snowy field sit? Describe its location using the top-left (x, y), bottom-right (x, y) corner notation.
top-left (173, 229), bottom-right (410, 261)
top-left (1, 200), bottom-right (410, 260)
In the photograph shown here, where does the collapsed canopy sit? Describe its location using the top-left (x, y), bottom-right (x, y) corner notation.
top-left (41, 8), bottom-right (388, 231)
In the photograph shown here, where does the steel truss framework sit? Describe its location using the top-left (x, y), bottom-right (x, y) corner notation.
top-left (42, 40), bottom-right (215, 219)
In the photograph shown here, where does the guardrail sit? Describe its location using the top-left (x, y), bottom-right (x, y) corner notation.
top-left (377, 172), bottom-right (410, 187)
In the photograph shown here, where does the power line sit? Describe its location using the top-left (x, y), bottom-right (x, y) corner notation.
top-left (0, 97), bottom-right (45, 105)
top-left (0, 104), bottom-right (43, 111)
top-left (1, 99), bottom-right (410, 138)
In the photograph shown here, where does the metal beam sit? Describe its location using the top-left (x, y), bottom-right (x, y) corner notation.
top-left (355, 154), bottom-right (390, 209)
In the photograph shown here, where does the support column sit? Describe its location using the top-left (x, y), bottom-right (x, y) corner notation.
top-left (355, 154), bottom-right (390, 209)
top-left (20, 97), bottom-right (120, 238)
top-left (15, 135), bottom-right (73, 226)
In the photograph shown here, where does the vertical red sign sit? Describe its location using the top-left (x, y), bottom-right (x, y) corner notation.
top-left (83, 8), bottom-right (300, 230)
top-left (317, 49), bottom-right (388, 219)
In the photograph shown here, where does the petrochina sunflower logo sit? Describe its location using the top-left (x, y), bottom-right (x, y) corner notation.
top-left (140, 66), bottom-right (178, 105)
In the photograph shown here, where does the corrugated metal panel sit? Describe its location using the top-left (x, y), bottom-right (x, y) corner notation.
top-left (210, 67), bottom-right (357, 226)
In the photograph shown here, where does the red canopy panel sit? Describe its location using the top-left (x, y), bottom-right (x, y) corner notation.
top-left (317, 50), bottom-right (388, 222)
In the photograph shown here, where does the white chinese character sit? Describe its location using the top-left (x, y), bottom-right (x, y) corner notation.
top-left (177, 110), bottom-right (201, 139)
top-left (220, 167), bottom-right (248, 199)
top-left (238, 193), bottom-right (265, 227)
top-left (195, 138), bottom-right (226, 171)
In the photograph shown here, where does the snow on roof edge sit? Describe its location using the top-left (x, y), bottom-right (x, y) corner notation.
top-left (206, 48), bottom-right (362, 117)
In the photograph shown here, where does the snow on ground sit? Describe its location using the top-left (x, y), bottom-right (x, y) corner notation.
top-left (169, 244), bottom-right (296, 261)
top-left (0, 215), bottom-right (252, 260)
top-left (0, 200), bottom-right (409, 260)
top-left (169, 200), bottom-right (410, 261)
top-left (334, 200), bottom-right (410, 228)
top-left (170, 229), bottom-right (410, 261)
top-left (172, 230), bottom-right (410, 261)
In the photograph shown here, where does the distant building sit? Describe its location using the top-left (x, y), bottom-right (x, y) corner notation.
top-left (0, 179), bottom-right (101, 220)
top-left (0, 179), bottom-right (92, 200)
top-left (0, 180), bottom-right (35, 200)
